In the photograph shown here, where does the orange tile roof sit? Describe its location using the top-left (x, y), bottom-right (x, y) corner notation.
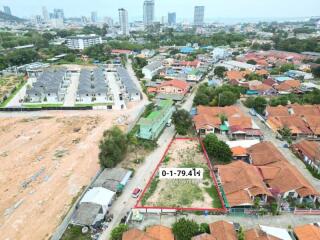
top-left (123, 226), bottom-right (174, 240)
top-left (209, 221), bottom-right (237, 240)
top-left (226, 70), bottom-right (247, 81)
top-left (248, 142), bottom-right (318, 197)
top-left (159, 79), bottom-right (190, 90)
top-left (256, 69), bottom-right (269, 76)
top-left (292, 140), bottom-right (320, 163)
top-left (192, 233), bottom-right (216, 240)
top-left (146, 225), bottom-right (174, 240)
top-left (266, 106), bottom-right (289, 117)
top-left (217, 161), bottom-right (271, 207)
top-left (247, 142), bottom-right (286, 166)
top-left (294, 224), bottom-right (320, 240)
top-left (250, 83), bottom-right (272, 92)
top-left (303, 116), bottom-right (320, 135)
top-left (193, 114), bottom-right (221, 131)
top-left (245, 228), bottom-right (280, 240)
top-left (274, 80), bottom-right (301, 91)
top-left (231, 146), bottom-right (247, 156)
top-left (228, 116), bottom-right (252, 129)
top-left (290, 104), bottom-right (320, 116)
top-left (123, 229), bottom-right (156, 240)
top-left (285, 80), bottom-right (301, 88)
top-left (267, 116), bottom-right (312, 135)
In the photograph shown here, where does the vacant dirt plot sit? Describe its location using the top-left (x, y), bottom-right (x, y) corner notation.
top-left (139, 139), bottom-right (223, 209)
top-left (0, 109), bottom-right (138, 240)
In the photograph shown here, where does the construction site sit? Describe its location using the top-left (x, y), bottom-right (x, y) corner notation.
top-left (0, 103), bottom-right (144, 240)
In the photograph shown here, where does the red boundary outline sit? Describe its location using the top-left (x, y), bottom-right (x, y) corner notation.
top-left (134, 137), bottom-right (227, 213)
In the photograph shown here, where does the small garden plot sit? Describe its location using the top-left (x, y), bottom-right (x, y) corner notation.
top-left (137, 138), bottom-right (224, 210)
top-left (0, 75), bottom-right (24, 104)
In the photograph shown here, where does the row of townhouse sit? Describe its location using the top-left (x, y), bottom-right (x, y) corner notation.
top-left (292, 140), bottom-right (320, 172)
top-left (76, 68), bottom-right (114, 104)
top-left (265, 104), bottom-right (320, 139)
top-left (214, 141), bottom-right (319, 208)
top-left (25, 68), bottom-right (70, 103)
top-left (116, 67), bottom-right (141, 102)
top-left (193, 105), bottom-right (263, 140)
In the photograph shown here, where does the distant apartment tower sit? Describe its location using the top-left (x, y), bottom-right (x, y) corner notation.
top-left (104, 17), bottom-right (114, 28)
top-left (66, 35), bottom-right (102, 50)
top-left (3, 6), bottom-right (11, 15)
top-left (118, 8), bottom-right (129, 36)
top-left (194, 6), bottom-right (205, 26)
top-left (53, 8), bottom-right (64, 19)
top-left (91, 11), bottom-right (98, 23)
top-left (168, 12), bottom-right (176, 26)
top-left (143, 0), bottom-right (154, 26)
top-left (34, 15), bottom-right (43, 25)
top-left (42, 6), bottom-right (49, 22)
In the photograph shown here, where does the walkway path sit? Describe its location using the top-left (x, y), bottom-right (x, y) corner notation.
top-left (63, 73), bottom-right (79, 107)
top-left (107, 72), bottom-right (126, 110)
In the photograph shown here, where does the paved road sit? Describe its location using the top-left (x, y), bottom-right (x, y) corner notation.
top-left (6, 78), bottom-right (35, 107)
top-left (99, 82), bottom-right (197, 240)
top-left (63, 73), bottom-right (80, 107)
top-left (107, 72), bottom-right (126, 110)
top-left (237, 101), bottom-right (320, 191)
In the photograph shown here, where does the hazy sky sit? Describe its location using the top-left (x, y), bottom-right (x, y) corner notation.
top-left (1, 0), bottom-right (320, 22)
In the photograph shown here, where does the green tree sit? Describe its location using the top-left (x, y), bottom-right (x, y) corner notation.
top-left (198, 223), bottom-right (210, 234)
top-left (98, 127), bottom-right (128, 168)
top-left (172, 218), bottom-right (199, 240)
top-left (247, 59), bottom-right (257, 65)
top-left (311, 66), bottom-right (320, 78)
top-left (279, 63), bottom-right (295, 73)
top-left (214, 66), bottom-right (227, 78)
top-left (110, 224), bottom-right (129, 240)
top-left (279, 126), bottom-right (292, 144)
top-left (172, 109), bottom-right (193, 135)
top-left (244, 96), bottom-right (267, 115)
top-left (238, 226), bottom-right (245, 240)
top-left (217, 91), bottom-right (238, 107)
top-left (203, 134), bottom-right (232, 164)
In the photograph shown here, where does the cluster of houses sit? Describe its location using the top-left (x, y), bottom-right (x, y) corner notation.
top-left (217, 50), bottom-right (319, 96)
top-left (25, 68), bottom-right (70, 103)
top-left (191, 104), bottom-right (319, 208)
top-left (123, 221), bottom-right (320, 240)
top-left (215, 141), bottom-right (318, 208)
top-left (266, 104), bottom-right (320, 139)
top-left (116, 66), bottom-right (141, 102)
top-left (193, 105), bottom-right (263, 140)
top-left (71, 168), bottom-right (132, 227)
top-left (76, 68), bottom-right (113, 104)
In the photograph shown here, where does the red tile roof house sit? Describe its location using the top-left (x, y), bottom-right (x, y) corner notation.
top-left (247, 141), bottom-right (319, 204)
top-left (193, 106), bottom-right (262, 139)
top-left (215, 161), bottom-right (272, 207)
top-left (111, 49), bottom-right (134, 55)
top-left (193, 105), bottom-right (244, 136)
top-left (292, 140), bottom-right (320, 172)
top-left (192, 220), bottom-right (238, 240)
top-left (156, 79), bottom-right (190, 95)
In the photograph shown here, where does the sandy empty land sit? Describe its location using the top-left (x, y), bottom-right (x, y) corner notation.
top-left (142, 139), bottom-right (218, 209)
top-left (0, 107), bottom-right (141, 240)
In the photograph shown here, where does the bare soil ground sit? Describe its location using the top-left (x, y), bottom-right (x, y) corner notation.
top-left (0, 108), bottom-right (141, 240)
top-left (141, 139), bottom-right (221, 209)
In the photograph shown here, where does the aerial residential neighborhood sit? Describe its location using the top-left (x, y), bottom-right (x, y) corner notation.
top-left (1, 1), bottom-right (320, 240)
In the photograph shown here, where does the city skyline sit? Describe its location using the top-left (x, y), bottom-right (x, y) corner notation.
top-left (1, 0), bottom-right (320, 23)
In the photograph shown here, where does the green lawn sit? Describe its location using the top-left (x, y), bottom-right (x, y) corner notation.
top-left (22, 103), bottom-right (64, 108)
top-left (205, 185), bottom-right (223, 208)
top-left (74, 103), bottom-right (113, 107)
top-left (61, 225), bottom-right (90, 240)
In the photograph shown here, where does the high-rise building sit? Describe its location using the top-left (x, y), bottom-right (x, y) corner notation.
top-left (194, 6), bottom-right (205, 26)
top-left (3, 6), bottom-right (11, 15)
top-left (42, 7), bottom-right (49, 22)
top-left (143, 0), bottom-right (154, 26)
top-left (34, 15), bottom-right (43, 25)
top-left (168, 12), bottom-right (176, 26)
top-left (118, 8), bottom-right (129, 36)
top-left (53, 8), bottom-right (64, 20)
top-left (91, 11), bottom-right (98, 23)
